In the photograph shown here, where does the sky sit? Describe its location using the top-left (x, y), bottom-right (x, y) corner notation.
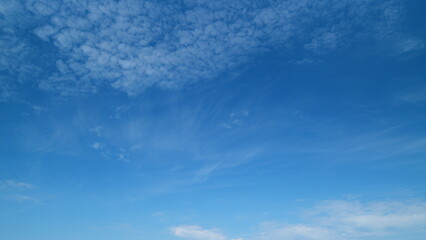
top-left (1, 0), bottom-right (426, 239)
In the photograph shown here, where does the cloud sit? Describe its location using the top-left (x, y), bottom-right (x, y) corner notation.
top-left (311, 199), bottom-right (426, 237)
top-left (397, 87), bottom-right (426, 104)
top-left (117, 153), bottom-right (130, 163)
top-left (172, 200), bottom-right (426, 240)
top-left (1, 0), bottom-right (406, 96)
top-left (5, 194), bottom-right (39, 202)
top-left (149, 148), bottom-right (261, 196)
top-left (256, 199), bottom-right (426, 240)
top-left (91, 142), bottom-right (103, 150)
top-left (220, 110), bottom-right (250, 129)
top-left (257, 224), bottom-right (339, 240)
top-left (0, 77), bottom-right (16, 102)
top-left (0, 180), bottom-right (35, 189)
top-left (171, 225), bottom-right (226, 240)
top-left (0, 180), bottom-right (38, 203)
top-left (398, 38), bottom-right (425, 53)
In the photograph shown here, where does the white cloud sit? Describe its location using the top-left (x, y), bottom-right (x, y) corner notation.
top-left (25, 0), bottom-right (59, 16)
top-left (6, 194), bottom-right (39, 202)
top-left (397, 87), bottom-right (426, 104)
top-left (397, 38), bottom-right (425, 53)
top-left (304, 28), bottom-right (342, 52)
top-left (256, 199), bottom-right (426, 240)
top-left (150, 148), bottom-right (261, 195)
top-left (220, 110), bottom-right (250, 129)
top-left (0, 77), bottom-right (16, 102)
top-left (89, 126), bottom-right (105, 137)
top-left (172, 200), bottom-right (426, 240)
top-left (258, 224), bottom-right (339, 240)
top-left (117, 153), bottom-right (130, 163)
top-left (91, 142), bottom-right (103, 150)
top-left (0, 180), bottom-right (35, 189)
top-left (311, 199), bottom-right (426, 237)
top-left (0, 0), bottom-right (407, 96)
top-left (171, 225), bottom-right (226, 240)
top-left (0, 180), bottom-right (38, 203)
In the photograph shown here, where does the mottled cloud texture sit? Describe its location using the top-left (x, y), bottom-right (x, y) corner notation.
top-left (1, 0), bottom-right (404, 95)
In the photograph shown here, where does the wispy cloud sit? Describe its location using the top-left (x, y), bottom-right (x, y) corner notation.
top-left (257, 199), bottom-right (426, 240)
top-left (397, 87), bottom-right (426, 104)
top-left (309, 199), bottom-right (426, 237)
top-left (171, 225), bottom-right (226, 240)
top-left (0, 180), bottom-right (34, 189)
top-left (1, 0), bottom-right (407, 96)
top-left (148, 147), bottom-right (261, 196)
top-left (90, 142), bottom-right (103, 150)
top-left (172, 199), bottom-right (426, 240)
top-left (0, 180), bottom-right (39, 203)
top-left (5, 194), bottom-right (39, 203)
top-left (397, 38), bottom-right (425, 54)
top-left (257, 224), bottom-right (338, 240)
top-left (220, 110), bottom-right (250, 129)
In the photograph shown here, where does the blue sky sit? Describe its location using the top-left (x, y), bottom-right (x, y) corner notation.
top-left (1, 0), bottom-right (426, 239)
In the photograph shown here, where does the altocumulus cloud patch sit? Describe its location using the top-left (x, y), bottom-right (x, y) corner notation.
top-left (1, 0), bottom-right (403, 95)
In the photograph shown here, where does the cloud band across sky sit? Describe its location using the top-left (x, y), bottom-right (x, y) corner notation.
top-left (1, 0), bottom-right (405, 96)
top-left (171, 199), bottom-right (426, 240)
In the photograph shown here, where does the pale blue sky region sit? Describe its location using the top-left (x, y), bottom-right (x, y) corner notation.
top-left (1, 1), bottom-right (426, 240)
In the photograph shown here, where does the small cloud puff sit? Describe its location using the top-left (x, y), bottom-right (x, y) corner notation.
top-left (91, 142), bottom-right (104, 150)
top-left (220, 110), bottom-right (250, 129)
